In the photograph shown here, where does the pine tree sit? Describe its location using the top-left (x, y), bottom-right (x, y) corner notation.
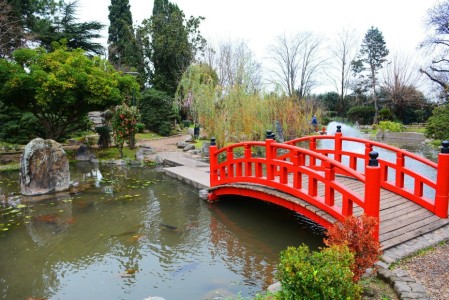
top-left (352, 26), bottom-right (389, 124)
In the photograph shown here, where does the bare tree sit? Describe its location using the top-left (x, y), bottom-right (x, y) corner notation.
top-left (419, 0), bottom-right (449, 100)
top-left (381, 52), bottom-right (426, 120)
top-left (0, 1), bottom-right (24, 58)
top-left (326, 29), bottom-right (360, 116)
top-left (205, 39), bottom-right (262, 94)
top-left (268, 31), bottom-right (326, 98)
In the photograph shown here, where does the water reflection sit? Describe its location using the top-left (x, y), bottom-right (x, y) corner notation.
top-left (0, 163), bottom-right (323, 299)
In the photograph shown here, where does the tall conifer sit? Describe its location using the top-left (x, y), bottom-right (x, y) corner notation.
top-left (107, 0), bottom-right (142, 75)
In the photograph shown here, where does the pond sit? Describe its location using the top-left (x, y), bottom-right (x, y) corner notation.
top-left (0, 162), bottom-right (325, 300)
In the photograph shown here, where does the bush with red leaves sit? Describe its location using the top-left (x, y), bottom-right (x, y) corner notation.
top-left (324, 214), bottom-right (382, 281)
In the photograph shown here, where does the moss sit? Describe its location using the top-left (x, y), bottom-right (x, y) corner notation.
top-left (0, 163), bottom-right (20, 172)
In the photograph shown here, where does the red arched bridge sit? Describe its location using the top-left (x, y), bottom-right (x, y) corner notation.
top-left (207, 126), bottom-right (449, 249)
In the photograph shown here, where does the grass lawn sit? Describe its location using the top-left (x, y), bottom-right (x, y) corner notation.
top-left (135, 132), bottom-right (162, 140)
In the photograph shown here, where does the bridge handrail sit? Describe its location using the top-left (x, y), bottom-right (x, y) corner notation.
top-left (211, 140), bottom-right (366, 182)
top-left (287, 135), bottom-right (438, 169)
top-left (285, 129), bottom-right (449, 218)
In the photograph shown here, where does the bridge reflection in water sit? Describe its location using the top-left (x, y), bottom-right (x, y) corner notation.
top-left (208, 126), bottom-right (449, 250)
top-left (208, 196), bottom-right (324, 289)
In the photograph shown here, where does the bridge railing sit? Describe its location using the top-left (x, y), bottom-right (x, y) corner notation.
top-left (285, 125), bottom-right (449, 218)
top-left (209, 136), bottom-right (383, 238)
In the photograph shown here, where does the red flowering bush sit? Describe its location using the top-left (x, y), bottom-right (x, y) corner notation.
top-left (111, 104), bottom-right (141, 158)
top-left (324, 214), bottom-right (382, 281)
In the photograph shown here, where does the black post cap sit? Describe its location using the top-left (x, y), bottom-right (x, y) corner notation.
top-left (210, 137), bottom-right (216, 146)
top-left (368, 151), bottom-right (379, 167)
top-left (266, 130), bottom-right (273, 139)
top-left (336, 125), bottom-right (342, 133)
top-left (442, 141), bottom-right (449, 154)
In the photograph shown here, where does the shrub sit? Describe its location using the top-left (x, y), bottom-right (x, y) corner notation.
top-left (324, 215), bottom-right (382, 281)
top-left (95, 126), bottom-right (111, 149)
top-left (347, 106), bottom-right (375, 125)
top-left (375, 121), bottom-right (405, 132)
top-left (136, 123), bottom-right (145, 133)
top-left (425, 104), bottom-right (449, 140)
top-left (139, 88), bottom-right (177, 136)
top-left (277, 244), bottom-right (362, 300)
top-left (379, 108), bottom-right (393, 121)
top-left (181, 119), bottom-right (192, 128)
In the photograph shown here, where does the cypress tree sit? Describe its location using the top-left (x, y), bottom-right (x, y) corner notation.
top-left (149, 0), bottom-right (194, 96)
top-left (107, 0), bottom-right (141, 73)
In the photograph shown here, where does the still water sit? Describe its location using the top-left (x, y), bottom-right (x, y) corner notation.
top-left (0, 163), bottom-right (324, 300)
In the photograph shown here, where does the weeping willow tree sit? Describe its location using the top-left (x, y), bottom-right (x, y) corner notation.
top-left (176, 64), bottom-right (322, 147)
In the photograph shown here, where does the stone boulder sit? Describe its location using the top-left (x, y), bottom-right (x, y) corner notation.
top-left (20, 138), bottom-right (70, 196)
top-left (183, 144), bottom-right (195, 152)
top-left (75, 144), bottom-right (96, 161)
top-left (136, 146), bottom-right (154, 161)
top-left (200, 142), bottom-right (211, 157)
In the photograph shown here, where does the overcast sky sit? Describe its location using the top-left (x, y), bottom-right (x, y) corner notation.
top-left (77, 0), bottom-right (439, 93)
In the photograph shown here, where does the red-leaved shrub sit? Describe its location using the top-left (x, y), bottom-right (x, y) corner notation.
top-left (324, 214), bottom-right (382, 281)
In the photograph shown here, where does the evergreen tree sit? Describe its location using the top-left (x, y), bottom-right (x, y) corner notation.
top-left (107, 0), bottom-right (142, 77)
top-left (352, 26), bottom-right (389, 124)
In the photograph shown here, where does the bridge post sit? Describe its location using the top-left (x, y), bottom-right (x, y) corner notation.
top-left (435, 141), bottom-right (449, 218)
top-left (209, 137), bottom-right (218, 187)
top-left (365, 151), bottom-right (381, 239)
top-left (266, 131), bottom-right (274, 180)
top-left (335, 125), bottom-right (342, 162)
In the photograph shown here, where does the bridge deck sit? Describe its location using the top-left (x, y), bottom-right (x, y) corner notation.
top-left (211, 176), bottom-right (449, 250)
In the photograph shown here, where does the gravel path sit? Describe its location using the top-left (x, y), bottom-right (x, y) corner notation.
top-left (136, 134), bottom-right (191, 152)
top-left (397, 242), bottom-right (449, 300)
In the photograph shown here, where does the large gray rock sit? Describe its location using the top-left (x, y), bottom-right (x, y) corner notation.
top-left (20, 138), bottom-right (70, 196)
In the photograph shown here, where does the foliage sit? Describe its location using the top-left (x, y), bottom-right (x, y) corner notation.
top-left (375, 121), bottom-right (405, 132)
top-left (138, 88), bottom-right (177, 136)
top-left (140, 0), bottom-right (206, 96)
top-left (425, 104), bottom-right (449, 140)
top-left (318, 92), bottom-right (340, 115)
top-left (420, 0), bottom-right (449, 100)
top-left (108, 0), bottom-right (144, 81)
top-left (111, 104), bottom-right (141, 158)
top-left (324, 215), bottom-right (382, 282)
top-left (378, 108), bottom-right (393, 121)
top-left (176, 63), bottom-right (219, 125)
top-left (347, 106), bottom-right (375, 125)
top-left (36, 1), bottom-right (105, 55)
top-left (95, 126), bottom-right (111, 149)
top-left (0, 46), bottom-right (139, 141)
top-left (178, 77), bottom-right (320, 147)
top-left (0, 102), bottom-right (45, 144)
top-left (352, 26), bottom-right (389, 123)
top-left (276, 244), bottom-right (362, 300)
top-left (6, 0), bottom-right (63, 55)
